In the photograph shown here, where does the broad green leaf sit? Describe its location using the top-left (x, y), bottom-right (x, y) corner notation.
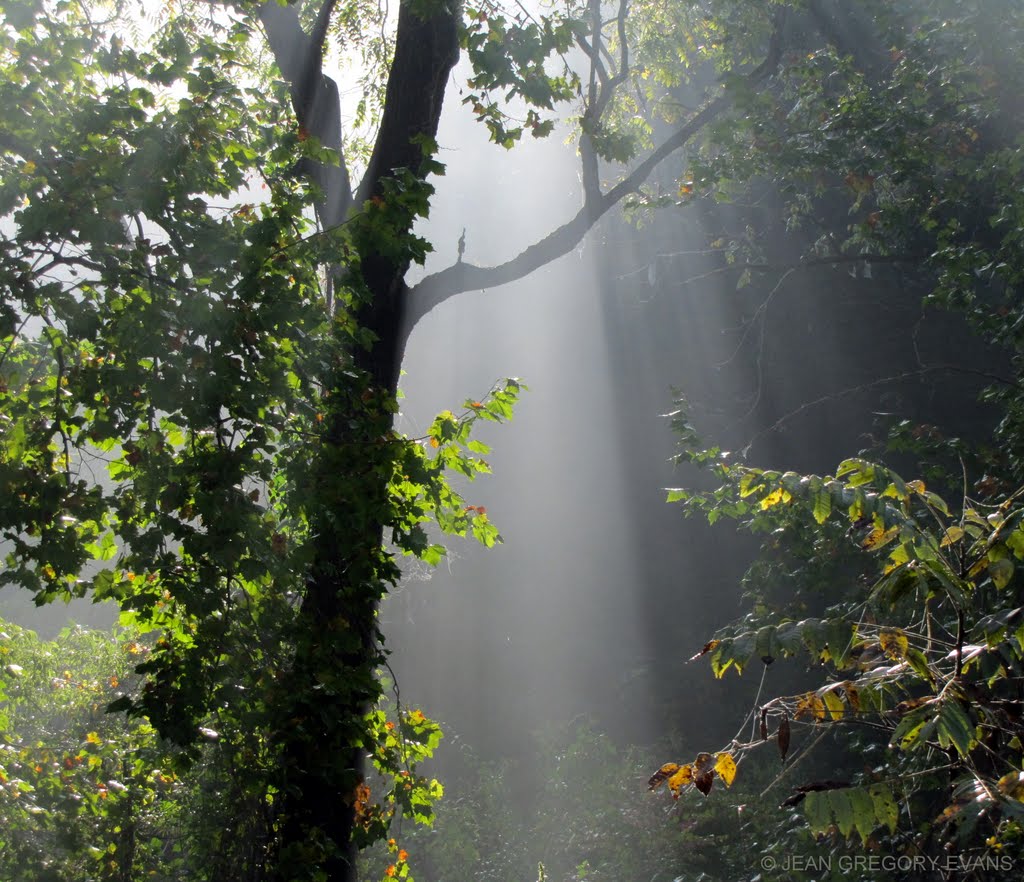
top-left (905, 646), bottom-right (934, 684)
top-left (803, 790), bottom-right (832, 836)
top-left (869, 783), bottom-right (899, 833)
top-left (848, 786), bottom-right (876, 844)
top-left (812, 487), bottom-right (832, 524)
top-left (828, 788), bottom-right (855, 839)
top-left (936, 700), bottom-right (975, 756)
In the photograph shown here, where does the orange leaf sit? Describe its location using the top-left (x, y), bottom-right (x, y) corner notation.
top-left (667, 764), bottom-right (694, 795)
top-left (647, 762), bottom-right (679, 790)
top-left (795, 692), bottom-right (827, 722)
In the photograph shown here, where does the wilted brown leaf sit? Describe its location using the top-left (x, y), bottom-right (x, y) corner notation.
top-left (694, 769), bottom-right (714, 796)
top-left (778, 713), bottom-right (791, 763)
top-left (688, 640), bottom-right (719, 662)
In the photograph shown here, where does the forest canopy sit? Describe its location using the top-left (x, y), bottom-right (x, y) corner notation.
top-left (1, 0), bottom-right (1024, 880)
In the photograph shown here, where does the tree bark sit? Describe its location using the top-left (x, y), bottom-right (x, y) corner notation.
top-left (258, 2), bottom-right (459, 879)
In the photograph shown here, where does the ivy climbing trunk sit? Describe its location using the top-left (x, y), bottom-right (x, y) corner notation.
top-left (262, 2), bottom-right (459, 878)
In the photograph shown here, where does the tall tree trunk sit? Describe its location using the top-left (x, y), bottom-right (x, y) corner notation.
top-left (265, 2), bottom-right (458, 878)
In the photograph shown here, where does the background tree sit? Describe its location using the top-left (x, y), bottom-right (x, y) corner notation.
top-left (639, 2), bottom-right (1024, 876)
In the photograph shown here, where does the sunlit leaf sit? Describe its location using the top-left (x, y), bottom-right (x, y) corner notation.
top-left (647, 763), bottom-right (679, 790)
top-left (989, 556), bottom-right (1015, 590)
top-left (714, 752), bottom-right (737, 787)
top-left (820, 688), bottom-right (845, 721)
top-left (667, 764), bottom-right (693, 795)
top-left (829, 788), bottom-right (855, 839)
top-left (939, 526), bottom-right (965, 547)
top-left (998, 771), bottom-right (1024, 801)
top-left (760, 487), bottom-right (792, 510)
top-left (879, 629), bottom-right (909, 660)
top-left (848, 786), bottom-right (876, 844)
top-left (812, 488), bottom-right (831, 524)
top-left (862, 525), bottom-right (899, 551)
top-left (795, 692), bottom-right (826, 721)
top-left (803, 790), bottom-right (831, 836)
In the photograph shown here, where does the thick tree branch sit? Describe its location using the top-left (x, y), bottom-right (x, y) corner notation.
top-left (405, 94), bottom-right (729, 331)
top-left (405, 7), bottom-right (785, 336)
top-left (257, 0), bottom-right (352, 228)
top-left (353, 0), bottom-right (460, 389)
top-left (355, 2), bottom-right (459, 208)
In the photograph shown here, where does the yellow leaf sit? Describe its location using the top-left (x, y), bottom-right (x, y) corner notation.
top-left (879, 629), bottom-right (909, 660)
top-left (862, 525), bottom-right (899, 550)
top-left (667, 764), bottom-right (694, 795)
top-left (842, 681), bottom-right (861, 712)
top-left (795, 692), bottom-right (826, 721)
top-left (714, 752), bottom-right (737, 787)
top-left (760, 487), bottom-right (792, 510)
top-left (22, 160), bottom-right (35, 174)
top-left (939, 526), bottom-right (965, 547)
top-left (998, 771), bottom-right (1024, 801)
top-left (820, 688), bottom-right (845, 721)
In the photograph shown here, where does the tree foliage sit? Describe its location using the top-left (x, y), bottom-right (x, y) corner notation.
top-left (6, 0), bottom-right (1024, 878)
top-left (639, 2), bottom-right (1024, 875)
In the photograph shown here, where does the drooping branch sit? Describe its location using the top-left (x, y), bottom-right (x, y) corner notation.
top-left (404, 7), bottom-right (785, 337)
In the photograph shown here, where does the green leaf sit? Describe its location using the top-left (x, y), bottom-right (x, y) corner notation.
top-left (869, 783), bottom-right (899, 834)
top-left (812, 487), bottom-right (832, 524)
top-left (848, 786), bottom-right (877, 844)
top-left (828, 788), bottom-right (855, 839)
top-left (803, 790), bottom-right (832, 836)
top-left (936, 699), bottom-right (975, 756)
